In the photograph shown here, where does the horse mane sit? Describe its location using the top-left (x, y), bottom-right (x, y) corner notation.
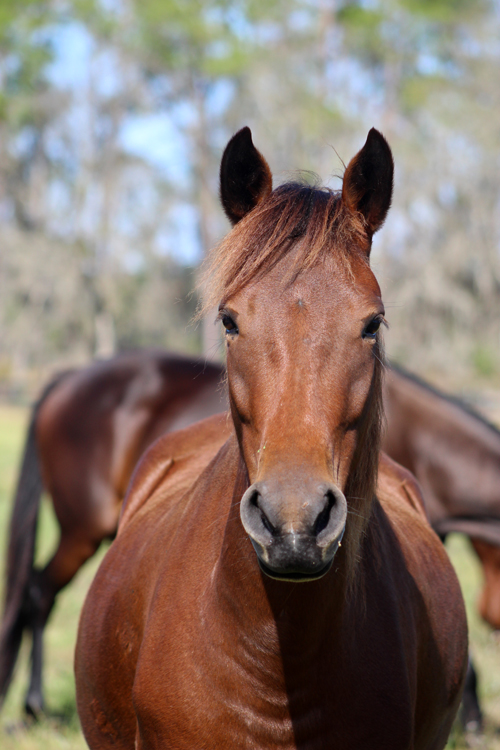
top-left (201, 178), bottom-right (383, 592)
top-left (343, 342), bottom-right (385, 593)
top-left (199, 181), bottom-right (369, 314)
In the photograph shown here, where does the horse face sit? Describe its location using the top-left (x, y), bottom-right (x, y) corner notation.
top-left (217, 127), bottom-right (392, 582)
top-left (222, 250), bottom-right (383, 581)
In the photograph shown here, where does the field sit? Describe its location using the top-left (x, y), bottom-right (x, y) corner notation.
top-left (1, 405), bottom-right (500, 748)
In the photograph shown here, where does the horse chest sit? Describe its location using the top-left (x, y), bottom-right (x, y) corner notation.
top-left (134, 673), bottom-right (414, 750)
top-left (133, 617), bottom-right (415, 750)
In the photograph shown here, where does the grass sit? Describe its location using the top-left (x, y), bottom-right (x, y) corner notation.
top-left (0, 404), bottom-right (499, 748)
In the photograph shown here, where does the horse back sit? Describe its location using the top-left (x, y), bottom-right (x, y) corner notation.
top-left (384, 366), bottom-right (500, 535)
top-left (36, 352), bottom-right (225, 533)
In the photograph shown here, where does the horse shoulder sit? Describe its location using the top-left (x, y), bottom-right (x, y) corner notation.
top-left (77, 416), bottom-right (234, 748)
top-left (377, 456), bottom-right (465, 632)
top-left (78, 431), bottom-right (242, 749)
top-left (118, 412), bottom-right (231, 531)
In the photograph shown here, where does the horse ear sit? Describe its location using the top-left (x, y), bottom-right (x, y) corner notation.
top-left (342, 128), bottom-right (394, 239)
top-left (220, 127), bottom-right (273, 225)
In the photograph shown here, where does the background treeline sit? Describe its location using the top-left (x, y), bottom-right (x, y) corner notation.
top-left (1, 0), bottom-right (500, 399)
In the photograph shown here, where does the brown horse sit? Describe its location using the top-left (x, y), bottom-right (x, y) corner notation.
top-left (0, 352), bottom-right (225, 717)
top-left (75, 127), bottom-right (467, 749)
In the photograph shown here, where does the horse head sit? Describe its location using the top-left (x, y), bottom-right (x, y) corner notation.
top-left (205, 126), bottom-right (393, 582)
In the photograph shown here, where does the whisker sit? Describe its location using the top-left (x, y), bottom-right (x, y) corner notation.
top-left (347, 509), bottom-right (367, 520)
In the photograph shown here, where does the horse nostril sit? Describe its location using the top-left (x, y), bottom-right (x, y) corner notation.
top-left (313, 491), bottom-right (336, 536)
top-left (261, 513), bottom-right (276, 536)
top-left (249, 490), bottom-right (259, 508)
top-left (249, 489), bottom-right (276, 536)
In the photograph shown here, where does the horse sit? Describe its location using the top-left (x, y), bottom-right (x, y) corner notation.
top-left (0, 351), bottom-right (225, 717)
top-left (75, 126), bottom-right (467, 749)
top-left (384, 364), bottom-right (500, 629)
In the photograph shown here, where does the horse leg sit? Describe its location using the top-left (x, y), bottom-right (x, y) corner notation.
top-left (25, 613), bottom-right (44, 719)
top-left (23, 534), bottom-right (102, 718)
top-left (460, 652), bottom-right (483, 734)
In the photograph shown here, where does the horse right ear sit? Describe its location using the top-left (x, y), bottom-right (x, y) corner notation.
top-left (220, 127), bottom-right (273, 225)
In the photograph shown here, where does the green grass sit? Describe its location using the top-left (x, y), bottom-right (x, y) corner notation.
top-left (0, 405), bottom-right (500, 748)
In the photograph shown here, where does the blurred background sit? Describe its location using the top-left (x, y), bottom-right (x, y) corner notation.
top-left (0, 0), bottom-right (499, 399)
top-left (1, 0), bottom-right (500, 748)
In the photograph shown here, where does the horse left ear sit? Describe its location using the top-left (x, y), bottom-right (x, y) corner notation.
top-left (342, 128), bottom-right (394, 239)
top-left (220, 127), bottom-right (273, 225)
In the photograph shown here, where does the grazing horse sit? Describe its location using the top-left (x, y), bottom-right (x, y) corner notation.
top-left (75, 127), bottom-right (467, 749)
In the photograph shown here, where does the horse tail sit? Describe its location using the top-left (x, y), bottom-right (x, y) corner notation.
top-left (0, 371), bottom-right (70, 706)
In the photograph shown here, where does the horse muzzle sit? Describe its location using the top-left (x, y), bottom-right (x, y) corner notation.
top-left (240, 480), bottom-right (347, 582)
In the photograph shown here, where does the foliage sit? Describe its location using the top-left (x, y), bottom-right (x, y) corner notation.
top-left (1, 0), bottom-right (500, 396)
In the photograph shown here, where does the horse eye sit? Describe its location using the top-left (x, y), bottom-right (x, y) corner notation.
top-left (222, 315), bottom-right (238, 335)
top-left (362, 317), bottom-right (382, 339)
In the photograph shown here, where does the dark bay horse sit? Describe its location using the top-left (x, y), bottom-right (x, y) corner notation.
top-left (75, 127), bottom-right (467, 749)
top-left (384, 364), bottom-right (500, 630)
top-left (0, 352), bottom-right (225, 717)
